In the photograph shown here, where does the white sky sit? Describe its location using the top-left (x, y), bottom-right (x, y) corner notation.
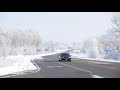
top-left (0, 12), bottom-right (119, 43)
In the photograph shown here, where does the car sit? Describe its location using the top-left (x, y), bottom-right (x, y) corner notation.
top-left (59, 53), bottom-right (71, 61)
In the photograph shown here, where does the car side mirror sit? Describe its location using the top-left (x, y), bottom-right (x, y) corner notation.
top-left (58, 55), bottom-right (60, 58)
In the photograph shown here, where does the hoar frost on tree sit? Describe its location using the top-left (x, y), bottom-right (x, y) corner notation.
top-left (0, 26), bottom-right (43, 57)
top-left (81, 37), bottom-right (103, 58)
top-left (99, 16), bottom-right (120, 60)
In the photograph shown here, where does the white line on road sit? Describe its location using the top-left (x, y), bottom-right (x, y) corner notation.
top-left (57, 62), bottom-right (93, 73)
top-left (73, 60), bottom-right (111, 64)
top-left (47, 66), bottom-right (63, 68)
top-left (57, 62), bottom-right (104, 78)
top-left (50, 60), bottom-right (54, 61)
top-left (90, 74), bottom-right (104, 78)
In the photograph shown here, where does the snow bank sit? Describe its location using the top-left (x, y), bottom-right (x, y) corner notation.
top-left (70, 50), bottom-right (120, 63)
top-left (0, 55), bottom-right (37, 76)
top-left (0, 49), bottom-right (67, 76)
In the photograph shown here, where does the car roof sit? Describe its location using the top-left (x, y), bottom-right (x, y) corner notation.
top-left (61, 53), bottom-right (69, 54)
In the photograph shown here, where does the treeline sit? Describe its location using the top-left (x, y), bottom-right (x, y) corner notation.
top-left (0, 28), bottom-right (42, 57)
top-left (81, 16), bottom-right (120, 60)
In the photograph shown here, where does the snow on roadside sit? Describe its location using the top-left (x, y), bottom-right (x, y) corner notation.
top-left (0, 49), bottom-right (66, 76)
top-left (37, 49), bottom-right (67, 57)
top-left (90, 74), bottom-right (104, 78)
top-left (0, 55), bottom-right (37, 76)
top-left (70, 50), bottom-right (120, 63)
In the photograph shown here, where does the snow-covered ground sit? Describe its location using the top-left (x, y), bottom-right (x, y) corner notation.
top-left (70, 50), bottom-right (120, 63)
top-left (0, 49), bottom-right (66, 76)
top-left (90, 74), bottom-right (104, 78)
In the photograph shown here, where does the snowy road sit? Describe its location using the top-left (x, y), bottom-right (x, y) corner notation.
top-left (6, 52), bottom-right (120, 78)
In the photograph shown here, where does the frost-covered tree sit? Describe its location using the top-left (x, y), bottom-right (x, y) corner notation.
top-left (80, 36), bottom-right (106, 59)
top-left (98, 16), bottom-right (120, 60)
top-left (0, 26), bottom-right (43, 56)
top-left (43, 40), bottom-right (58, 53)
top-left (100, 16), bottom-right (120, 52)
top-left (80, 16), bottom-right (120, 60)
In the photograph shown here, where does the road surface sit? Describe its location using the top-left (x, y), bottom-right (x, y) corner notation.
top-left (1, 52), bottom-right (120, 78)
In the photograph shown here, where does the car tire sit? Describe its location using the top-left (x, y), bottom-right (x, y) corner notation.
top-left (68, 59), bottom-right (71, 61)
top-left (59, 59), bottom-right (63, 61)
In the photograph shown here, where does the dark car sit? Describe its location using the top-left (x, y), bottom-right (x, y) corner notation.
top-left (59, 53), bottom-right (71, 61)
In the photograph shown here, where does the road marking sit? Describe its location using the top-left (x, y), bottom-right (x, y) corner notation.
top-left (82, 61), bottom-right (120, 71)
top-left (87, 62), bottom-right (110, 64)
top-left (57, 62), bottom-right (92, 73)
top-left (50, 60), bottom-right (54, 61)
top-left (57, 62), bottom-right (104, 78)
top-left (114, 66), bottom-right (120, 68)
top-left (73, 60), bottom-right (120, 71)
top-left (47, 66), bottom-right (63, 68)
top-left (90, 74), bottom-right (104, 78)
top-left (74, 60), bottom-right (111, 64)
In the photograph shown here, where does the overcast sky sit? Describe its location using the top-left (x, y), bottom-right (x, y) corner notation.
top-left (0, 12), bottom-right (119, 43)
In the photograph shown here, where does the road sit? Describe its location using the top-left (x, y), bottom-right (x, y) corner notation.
top-left (2, 51), bottom-right (120, 78)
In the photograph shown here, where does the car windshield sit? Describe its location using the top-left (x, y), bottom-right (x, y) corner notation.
top-left (61, 53), bottom-right (70, 57)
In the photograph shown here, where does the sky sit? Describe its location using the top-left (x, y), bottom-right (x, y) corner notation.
top-left (0, 12), bottom-right (119, 43)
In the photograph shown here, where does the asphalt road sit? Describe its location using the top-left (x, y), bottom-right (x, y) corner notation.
top-left (5, 52), bottom-right (120, 78)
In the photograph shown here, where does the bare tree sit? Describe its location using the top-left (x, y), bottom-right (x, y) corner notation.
top-left (109, 16), bottom-right (120, 52)
top-left (97, 16), bottom-right (120, 60)
top-left (112, 16), bottom-right (120, 32)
